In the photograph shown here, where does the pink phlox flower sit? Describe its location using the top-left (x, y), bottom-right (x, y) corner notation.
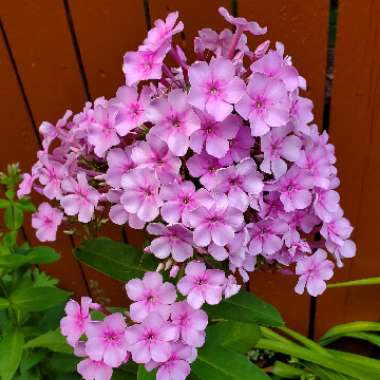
top-left (257, 192), bottom-right (285, 219)
top-left (32, 202), bottom-right (63, 242)
top-left (155, 343), bottom-right (194, 380)
top-left (218, 7), bottom-right (267, 35)
top-left (188, 58), bottom-right (245, 121)
top-left (131, 133), bottom-right (181, 184)
top-left (111, 85), bottom-right (151, 136)
top-left (235, 73), bottom-right (290, 136)
top-left (147, 223), bottom-right (194, 262)
top-left (251, 50), bottom-right (300, 91)
top-left (247, 219), bottom-right (287, 256)
top-left (142, 11), bottom-right (184, 51)
top-left (223, 274), bottom-right (241, 298)
top-left (170, 301), bottom-right (208, 347)
top-left (60, 297), bottom-right (99, 347)
top-left (126, 271), bottom-right (177, 323)
top-left (325, 239), bottom-right (356, 268)
top-left (107, 190), bottom-right (145, 228)
top-left (251, 40), bottom-right (270, 61)
top-left (125, 312), bottom-right (177, 364)
top-left (296, 144), bottom-right (333, 189)
top-left (147, 89), bottom-right (201, 156)
top-left (38, 153), bottom-right (68, 200)
top-left (295, 249), bottom-right (334, 297)
top-left (218, 124), bottom-right (254, 166)
top-left (313, 188), bottom-right (342, 222)
top-left (186, 151), bottom-right (223, 189)
top-left (88, 104), bottom-right (120, 157)
top-left (85, 313), bottom-right (128, 368)
top-left (77, 358), bottom-right (113, 380)
top-left (160, 181), bottom-right (213, 225)
top-left (281, 209), bottom-right (319, 235)
top-left (190, 112), bottom-right (240, 158)
top-left (123, 42), bottom-right (170, 86)
top-left (267, 167), bottom-right (313, 212)
top-left (187, 193), bottom-right (244, 247)
top-left (195, 28), bottom-right (247, 57)
top-left (320, 211), bottom-right (353, 248)
top-left (207, 158), bottom-right (264, 211)
top-left (60, 172), bottom-right (100, 223)
top-left (39, 109), bottom-right (72, 150)
top-left (177, 261), bottom-right (226, 309)
top-left (17, 171), bottom-right (38, 198)
top-left (120, 167), bottom-right (161, 222)
top-left (289, 93), bottom-right (314, 134)
top-left (260, 126), bottom-right (302, 178)
top-left (106, 147), bottom-right (135, 188)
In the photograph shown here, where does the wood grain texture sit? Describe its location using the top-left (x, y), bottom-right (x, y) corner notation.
top-left (239, 0), bottom-right (329, 334)
top-left (316, 0), bottom-right (380, 337)
top-left (0, 14), bottom-right (89, 296)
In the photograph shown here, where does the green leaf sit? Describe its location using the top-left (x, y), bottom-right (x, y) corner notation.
top-left (137, 366), bottom-right (156, 380)
top-left (10, 286), bottom-right (70, 312)
top-left (255, 338), bottom-right (377, 380)
top-left (306, 363), bottom-right (354, 380)
top-left (4, 205), bottom-right (24, 230)
top-left (44, 353), bottom-right (79, 373)
top-left (32, 268), bottom-right (59, 288)
top-left (272, 361), bottom-right (310, 378)
top-left (206, 321), bottom-right (261, 353)
top-left (74, 237), bottom-right (158, 281)
top-left (15, 199), bottom-right (35, 212)
top-left (2, 231), bottom-right (18, 248)
top-left (24, 330), bottom-right (72, 354)
top-left (0, 298), bottom-right (9, 310)
top-left (327, 276), bottom-right (380, 289)
top-left (0, 247), bottom-right (60, 269)
top-left (204, 290), bottom-right (283, 327)
top-left (0, 200), bottom-right (10, 209)
top-left (193, 344), bottom-right (270, 380)
top-left (320, 321), bottom-right (380, 345)
top-left (20, 350), bottom-right (46, 374)
top-left (0, 328), bottom-right (24, 380)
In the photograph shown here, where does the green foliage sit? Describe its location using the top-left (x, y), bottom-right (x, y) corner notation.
top-left (0, 164), bottom-right (78, 379)
top-left (204, 290), bottom-right (283, 327)
top-left (74, 237), bottom-right (159, 281)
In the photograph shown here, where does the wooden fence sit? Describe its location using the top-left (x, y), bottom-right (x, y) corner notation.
top-left (1, 0), bottom-right (379, 338)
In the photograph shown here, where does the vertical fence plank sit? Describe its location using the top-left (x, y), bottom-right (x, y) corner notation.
top-left (1, 1), bottom-right (125, 303)
top-left (67, 0), bottom-right (147, 253)
top-left (0, 19), bottom-right (89, 297)
top-left (238, 0), bottom-right (330, 334)
top-left (316, 0), bottom-right (380, 337)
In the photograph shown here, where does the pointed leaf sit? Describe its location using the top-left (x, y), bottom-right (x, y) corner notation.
top-left (0, 328), bottom-right (24, 380)
top-left (137, 366), bottom-right (156, 380)
top-left (206, 321), bottom-right (261, 353)
top-left (24, 330), bottom-right (72, 353)
top-left (205, 290), bottom-right (283, 327)
top-left (192, 344), bottom-right (270, 380)
top-left (74, 237), bottom-right (158, 281)
top-left (10, 287), bottom-right (70, 312)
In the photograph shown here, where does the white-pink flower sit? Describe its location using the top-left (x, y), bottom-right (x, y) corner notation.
top-left (188, 58), bottom-right (245, 121)
top-left (60, 173), bottom-right (100, 223)
top-left (32, 202), bottom-right (63, 242)
top-left (236, 73), bottom-right (290, 136)
top-left (147, 223), bottom-right (194, 262)
top-left (177, 261), bottom-right (225, 309)
top-left (85, 313), bottom-right (128, 368)
top-left (147, 89), bottom-right (200, 156)
top-left (125, 271), bottom-right (177, 323)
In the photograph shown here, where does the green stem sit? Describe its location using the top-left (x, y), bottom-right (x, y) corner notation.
top-left (278, 326), bottom-right (330, 356)
top-left (327, 276), bottom-right (380, 288)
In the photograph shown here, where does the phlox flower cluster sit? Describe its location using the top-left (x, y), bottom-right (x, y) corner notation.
top-left (20, 7), bottom-right (356, 380)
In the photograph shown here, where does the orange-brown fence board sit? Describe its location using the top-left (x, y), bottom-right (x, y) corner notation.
top-left (241, 0), bottom-right (330, 335)
top-left (316, 0), bottom-right (380, 337)
top-left (1, 0), bottom-right (379, 334)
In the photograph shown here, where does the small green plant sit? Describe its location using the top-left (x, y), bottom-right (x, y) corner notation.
top-left (0, 164), bottom-right (75, 380)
